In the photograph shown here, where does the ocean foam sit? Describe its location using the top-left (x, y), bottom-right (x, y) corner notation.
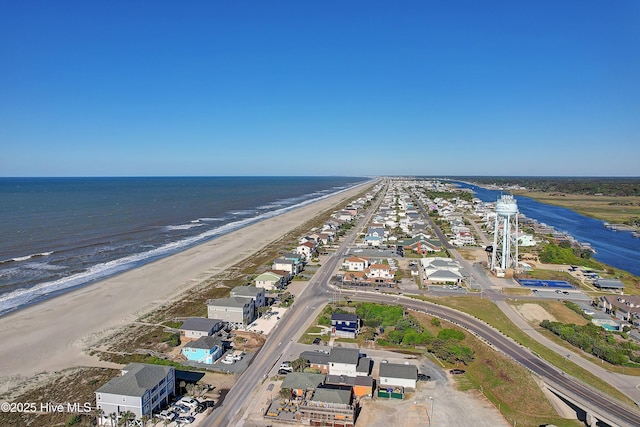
top-left (0, 251), bottom-right (54, 264)
top-left (164, 223), bottom-right (206, 231)
top-left (0, 179), bottom-right (369, 315)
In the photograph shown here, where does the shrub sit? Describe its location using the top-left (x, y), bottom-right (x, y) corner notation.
top-left (437, 328), bottom-right (465, 341)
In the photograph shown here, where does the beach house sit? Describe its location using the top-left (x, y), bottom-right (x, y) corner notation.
top-left (179, 317), bottom-right (225, 344)
top-left (230, 286), bottom-right (266, 317)
top-left (207, 296), bottom-right (255, 328)
top-left (254, 271), bottom-right (287, 290)
top-left (95, 363), bottom-right (175, 425)
top-left (272, 258), bottom-right (301, 275)
top-left (296, 241), bottom-right (316, 260)
top-left (181, 335), bottom-right (224, 364)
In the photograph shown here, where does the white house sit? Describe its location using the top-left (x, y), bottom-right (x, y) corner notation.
top-left (379, 362), bottom-right (418, 389)
top-left (254, 271), bottom-right (286, 290)
top-left (342, 257), bottom-right (370, 272)
top-left (296, 241), bottom-right (316, 259)
top-left (367, 264), bottom-right (395, 280)
top-left (328, 347), bottom-right (360, 377)
top-left (95, 363), bottom-right (175, 425)
top-left (272, 258), bottom-right (302, 275)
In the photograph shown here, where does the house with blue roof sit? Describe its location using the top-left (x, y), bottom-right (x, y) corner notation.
top-left (331, 313), bottom-right (361, 339)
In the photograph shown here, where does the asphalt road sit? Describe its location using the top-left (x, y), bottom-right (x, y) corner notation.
top-left (203, 181), bottom-right (385, 427)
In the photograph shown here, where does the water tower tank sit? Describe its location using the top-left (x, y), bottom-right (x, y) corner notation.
top-left (496, 195), bottom-right (518, 217)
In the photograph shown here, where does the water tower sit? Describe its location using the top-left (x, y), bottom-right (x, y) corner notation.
top-left (491, 195), bottom-right (519, 277)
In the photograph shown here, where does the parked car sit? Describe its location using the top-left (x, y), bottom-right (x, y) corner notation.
top-left (178, 397), bottom-right (199, 409)
top-left (176, 416), bottom-right (195, 424)
top-left (221, 357), bottom-right (234, 365)
top-left (450, 369), bottom-right (466, 375)
top-left (172, 404), bottom-right (190, 413)
top-left (158, 410), bottom-right (176, 421)
top-left (194, 403), bottom-right (206, 414)
top-left (312, 337), bottom-right (321, 345)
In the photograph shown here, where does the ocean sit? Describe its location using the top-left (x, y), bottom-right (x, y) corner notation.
top-left (454, 182), bottom-right (640, 277)
top-left (0, 176), bottom-right (369, 316)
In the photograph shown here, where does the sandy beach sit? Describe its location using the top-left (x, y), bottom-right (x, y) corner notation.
top-left (0, 182), bottom-right (371, 392)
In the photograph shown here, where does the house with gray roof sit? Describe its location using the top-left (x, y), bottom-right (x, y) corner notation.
top-left (179, 317), bottom-right (225, 343)
top-left (272, 258), bottom-right (300, 275)
top-left (300, 350), bottom-right (330, 373)
top-left (181, 335), bottom-right (224, 364)
top-left (596, 278), bottom-right (625, 291)
top-left (230, 285), bottom-right (266, 317)
top-left (328, 347), bottom-right (361, 376)
top-left (379, 362), bottom-right (418, 389)
top-left (95, 363), bottom-right (175, 425)
top-left (207, 296), bottom-right (255, 328)
top-left (281, 372), bottom-right (326, 397)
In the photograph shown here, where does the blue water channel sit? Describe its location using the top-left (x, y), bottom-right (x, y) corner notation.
top-left (454, 182), bottom-right (640, 277)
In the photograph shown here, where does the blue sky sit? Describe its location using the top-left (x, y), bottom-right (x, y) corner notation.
top-left (1, 1), bottom-right (638, 177)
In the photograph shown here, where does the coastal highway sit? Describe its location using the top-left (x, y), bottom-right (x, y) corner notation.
top-left (204, 180), bottom-right (385, 426)
top-left (343, 290), bottom-right (640, 427)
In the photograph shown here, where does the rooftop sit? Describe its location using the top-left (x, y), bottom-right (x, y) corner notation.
top-left (379, 362), bottom-right (418, 380)
top-left (96, 363), bottom-right (174, 397)
top-left (328, 347), bottom-right (359, 365)
top-left (180, 317), bottom-right (223, 332)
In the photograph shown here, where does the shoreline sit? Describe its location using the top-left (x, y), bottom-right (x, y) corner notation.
top-left (0, 178), bottom-right (372, 318)
top-left (0, 181), bottom-right (374, 390)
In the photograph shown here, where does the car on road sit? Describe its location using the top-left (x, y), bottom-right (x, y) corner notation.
top-left (176, 415), bottom-right (195, 424)
top-left (178, 397), bottom-right (199, 409)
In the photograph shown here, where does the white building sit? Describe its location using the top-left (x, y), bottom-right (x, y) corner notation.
top-left (379, 362), bottom-right (418, 389)
top-left (328, 347), bottom-right (360, 377)
top-left (342, 257), bottom-right (370, 272)
top-left (95, 363), bottom-right (175, 425)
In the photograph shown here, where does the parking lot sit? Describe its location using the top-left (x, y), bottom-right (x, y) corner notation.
top-left (157, 396), bottom-right (216, 426)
